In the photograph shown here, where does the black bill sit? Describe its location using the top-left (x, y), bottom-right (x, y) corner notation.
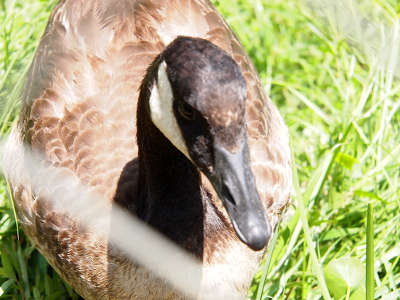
top-left (205, 138), bottom-right (270, 251)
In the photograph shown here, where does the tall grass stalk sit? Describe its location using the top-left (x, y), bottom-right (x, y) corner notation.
top-left (291, 142), bottom-right (331, 300)
top-left (366, 203), bottom-right (375, 300)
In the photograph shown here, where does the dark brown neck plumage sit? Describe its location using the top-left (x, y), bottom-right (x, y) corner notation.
top-left (134, 72), bottom-right (205, 259)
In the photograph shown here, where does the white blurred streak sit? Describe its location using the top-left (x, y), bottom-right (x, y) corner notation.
top-left (0, 140), bottom-right (5, 169)
top-left (110, 207), bottom-right (202, 296)
top-left (2, 138), bottom-right (203, 299)
top-left (301, 0), bottom-right (400, 78)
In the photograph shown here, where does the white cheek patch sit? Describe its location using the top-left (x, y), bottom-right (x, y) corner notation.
top-left (149, 61), bottom-right (192, 162)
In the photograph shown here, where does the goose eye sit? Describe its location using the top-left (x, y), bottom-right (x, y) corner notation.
top-left (178, 102), bottom-right (195, 120)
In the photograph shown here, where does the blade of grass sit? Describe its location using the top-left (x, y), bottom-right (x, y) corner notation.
top-left (17, 245), bottom-right (31, 298)
top-left (366, 203), bottom-right (374, 300)
top-left (255, 221), bottom-right (280, 300)
top-left (291, 141), bottom-right (331, 300)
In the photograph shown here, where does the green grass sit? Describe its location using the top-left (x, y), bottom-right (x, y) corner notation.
top-left (1, 0), bottom-right (399, 299)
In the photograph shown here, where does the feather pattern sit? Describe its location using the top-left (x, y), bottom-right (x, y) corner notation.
top-left (3, 0), bottom-right (291, 299)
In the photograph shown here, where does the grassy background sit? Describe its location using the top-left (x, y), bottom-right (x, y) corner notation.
top-left (0, 0), bottom-right (399, 299)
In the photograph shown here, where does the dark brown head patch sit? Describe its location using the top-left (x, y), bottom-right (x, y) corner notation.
top-left (162, 36), bottom-right (247, 162)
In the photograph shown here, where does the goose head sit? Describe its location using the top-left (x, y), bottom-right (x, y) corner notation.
top-left (143, 36), bottom-right (270, 251)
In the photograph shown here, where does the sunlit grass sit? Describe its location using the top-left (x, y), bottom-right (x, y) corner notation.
top-left (1, 0), bottom-right (399, 299)
top-left (217, 0), bottom-right (399, 299)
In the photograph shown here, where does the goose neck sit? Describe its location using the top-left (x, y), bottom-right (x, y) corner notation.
top-left (135, 76), bottom-right (204, 258)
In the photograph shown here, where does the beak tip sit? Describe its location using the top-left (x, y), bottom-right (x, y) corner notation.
top-left (245, 224), bottom-right (270, 251)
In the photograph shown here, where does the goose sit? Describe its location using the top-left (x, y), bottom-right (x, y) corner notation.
top-left (3, 0), bottom-right (292, 299)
